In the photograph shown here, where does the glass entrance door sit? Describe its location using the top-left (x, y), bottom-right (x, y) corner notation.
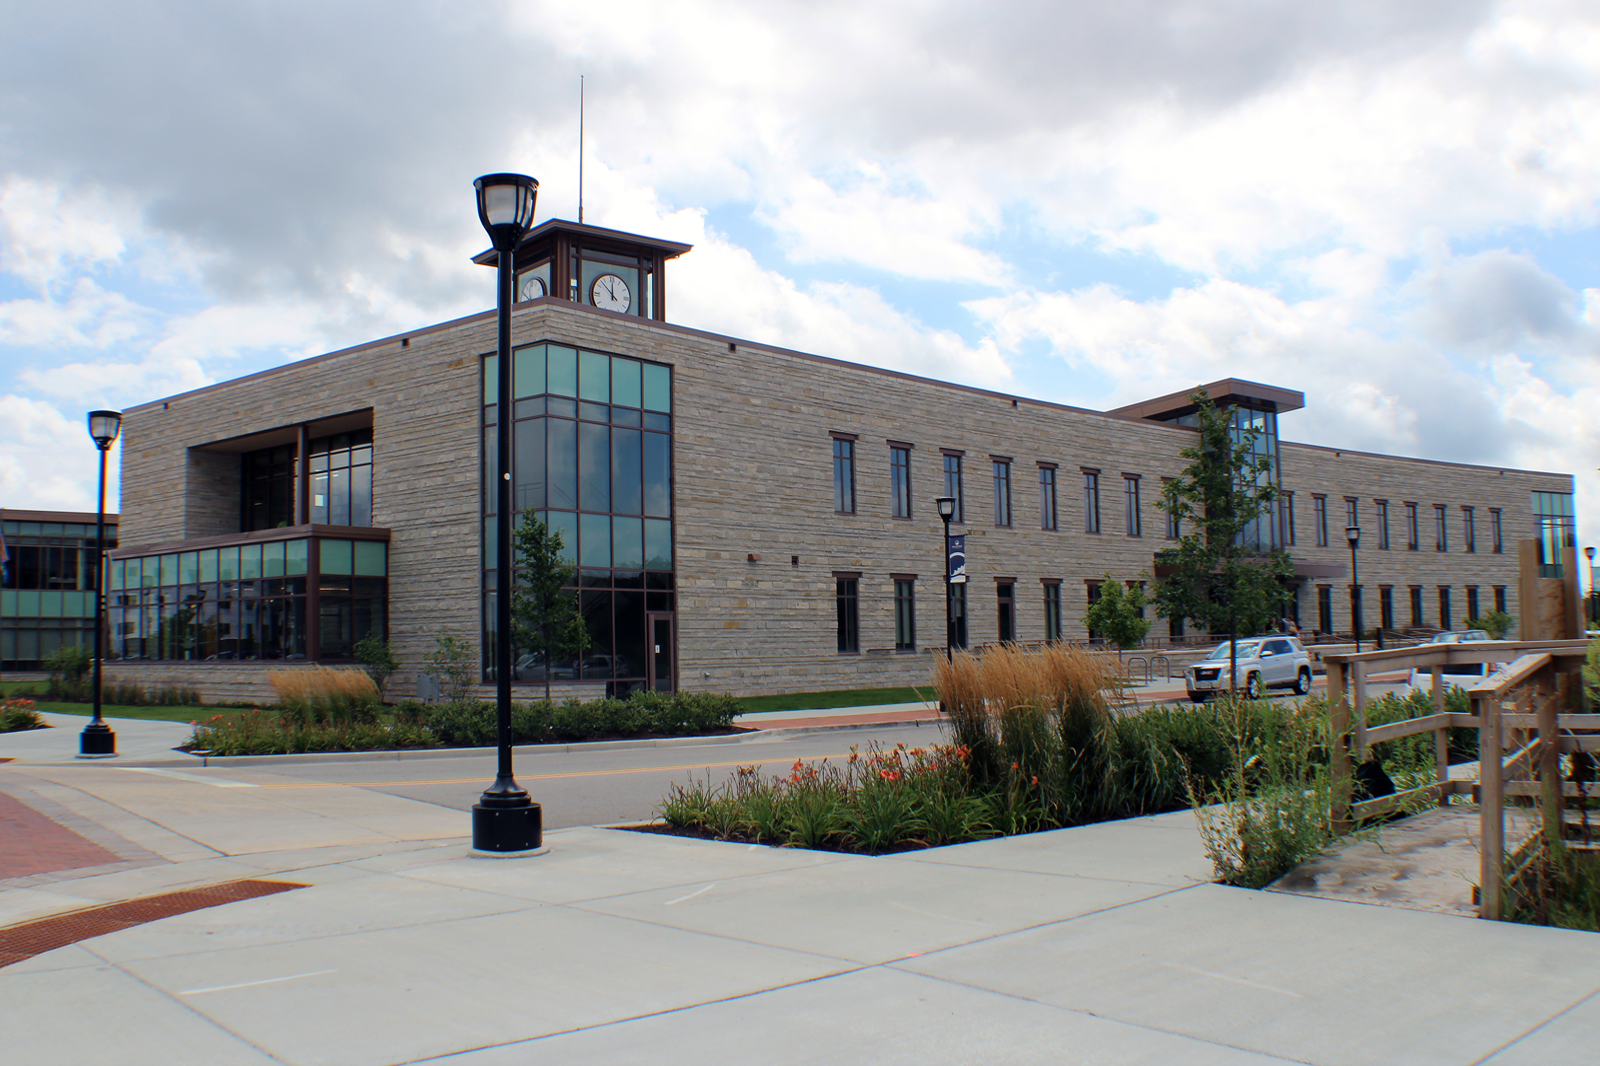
top-left (648, 612), bottom-right (675, 692)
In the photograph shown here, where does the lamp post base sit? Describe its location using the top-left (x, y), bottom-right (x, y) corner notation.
top-left (472, 801), bottom-right (542, 852)
top-left (78, 722), bottom-right (116, 757)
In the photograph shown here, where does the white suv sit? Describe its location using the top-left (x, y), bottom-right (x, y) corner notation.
top-left (1186, 637), bottom-right (1313, 701)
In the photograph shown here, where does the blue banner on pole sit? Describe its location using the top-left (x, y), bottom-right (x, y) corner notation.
top-left (947, 534), bottom-right (967, 583)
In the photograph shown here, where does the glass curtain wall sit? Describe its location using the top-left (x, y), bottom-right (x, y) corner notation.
top-left (1533, 492), bottom-right (1575, 577)
top-left (1, 518), bottom-right (118, 669)
top-left (1168, 403), bottom-right (1281, 551)
top-left (484, 343), bottom-right (673, 694)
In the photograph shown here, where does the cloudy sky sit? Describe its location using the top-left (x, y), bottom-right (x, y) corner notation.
top-left (3, 0), bottom-right (1598, 539)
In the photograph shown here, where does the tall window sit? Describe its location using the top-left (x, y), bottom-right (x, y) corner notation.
top-left (1344, 497), bottom-right (1359, 532)
top-left (1376, 500), bottom-right (1389, 550)
top-left (1438, 586), bottom-right (1452, 630)
top-left (1410, 586), bottom-right (1424, 627)
top-left (1494, 586), bottom-right (1507, 614)
top-left (890, 445), bottom-right (912, 519)
top-left (1317, 585), bottom-right (1332, 634)
top-left (1466, 586), bottom-right (1480, 621)
top-left (1533, 492), bottom-right (1575, 577)
top-left (894, 578), bottom-right (915, 651)
top-left (1463, 506), bottom-right (1475, 553)
top-left (942, 453), bottom-right (964, 523)
top-left (1405, 503), bottom-right (1419, 550)
top-left (242, 444), bottom-right (297, 532)
top-left (1085, 581), bottom-right (1102, 640)
top-left (1284, 491), bottom-right (1295, 546)
top-left (1083, 471), bottom-right (1100, 533)
top-left (1490, 508), bottom-right (1503, 553)
top-left (1434, 505), bottom-right (1448, 551)
top-left (1164, 478), bottom-right (1180, 539)
top-left (836, 577), bottom-right (859, 653)
top-left (1313, 496), bottom-right (1328, 547)
top-left (832, 438), bottom-right (856, 515)
top-left (1380, 586), bottom-right (1394, 631)
top-left (1039, 465), bottom-right (1058, 530)
top-left (309, 429), bottom-right (374, 527)
top-left (1124, 476), bottom-right (1141, 537)
top-left (992, 460), bottom-right (1012, 526)
top-left (1043, 582), bottom-right (1061, 642)
top-left (950, 582), bottom-right (967, 650)
top-left (997, 582), bottom-right (1015, 642)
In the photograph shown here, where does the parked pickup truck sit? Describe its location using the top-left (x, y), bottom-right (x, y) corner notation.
top-left (1186, 636), bottom-right (1313, 701)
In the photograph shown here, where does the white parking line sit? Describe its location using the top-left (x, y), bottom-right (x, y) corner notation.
top-left (119, 767), bottom-right (258, 788)
top-left (178, 969), bottom-right (338, 995)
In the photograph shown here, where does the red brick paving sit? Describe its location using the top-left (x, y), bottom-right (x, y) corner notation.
top-left (0, 788), bottom-right (122, 880)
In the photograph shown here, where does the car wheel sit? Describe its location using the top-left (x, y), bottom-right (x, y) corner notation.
top-left (1189, 692), bottom-right (1210, 703)
top-left (1246, 673), bottom-right (1263, 699)
top-left (1293, 667), bottom-right (1311, 695)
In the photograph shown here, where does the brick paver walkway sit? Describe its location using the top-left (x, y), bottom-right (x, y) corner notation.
top-left (0, 787), bottom-right (121, 880)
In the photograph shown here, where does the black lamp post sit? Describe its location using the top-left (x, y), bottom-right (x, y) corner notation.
top-left (1345, 525), bottom-right (1361, 654)
top-left (80, 410), bottom-right (121, 757)
top-left (472, 172), bottom-right (541, 853)
top-left (936, 496), bottom-right (956, 662)
top-left (1586, 546), bottom-right (1597, 629)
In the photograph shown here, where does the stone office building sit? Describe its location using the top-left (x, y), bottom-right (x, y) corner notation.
top-left (105, 219), bottom-right (1577, 701)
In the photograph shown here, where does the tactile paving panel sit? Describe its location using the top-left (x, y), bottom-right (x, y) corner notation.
top-left (0, 879), bottom-right (306, 968)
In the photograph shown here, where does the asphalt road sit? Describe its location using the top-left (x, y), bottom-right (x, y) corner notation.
top-left (220, 721), bottom-right (944, 829)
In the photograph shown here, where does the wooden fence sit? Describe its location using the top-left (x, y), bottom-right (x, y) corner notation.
top-left (1323, 639), bottom-right (1594, 919)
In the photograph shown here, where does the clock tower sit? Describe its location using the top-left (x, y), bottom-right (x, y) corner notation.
top-left (473, 219), bottom-right (692, 322)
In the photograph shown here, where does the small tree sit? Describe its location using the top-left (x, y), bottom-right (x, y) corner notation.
top-left (1468, 610), bottom-right (1515, 640)
top-left (44, 643), bottom-right (92, 683)
top-left (1154, 390), bottom-right (1293, 694)
top-left (353, 633), bottom-right (400, 703)
top-left (426, 633), bottom-right (477, 704)
top-left (510, 512), bottom-right (590, 702)
top-left (1083, 577), bottom-right (1152, 660)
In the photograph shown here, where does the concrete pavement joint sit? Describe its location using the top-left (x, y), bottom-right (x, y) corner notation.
top-left (1468, 979), bottom-right (1600, 1065)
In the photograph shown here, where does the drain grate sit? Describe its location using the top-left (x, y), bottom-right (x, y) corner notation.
top-left (0, 879), bottom-right (306, 968)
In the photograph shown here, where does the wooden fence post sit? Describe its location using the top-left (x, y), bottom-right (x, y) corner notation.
top-left (1539, 670), bottom-right (1561, 854)
top-left (1329, 660), bottom-right (1352, 835)
top-left (1432, 665), bottom-right (1449, 806)
top-left (1479, 692), bottom-right (1504, 920)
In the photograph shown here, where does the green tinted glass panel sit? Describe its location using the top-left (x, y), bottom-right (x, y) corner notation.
top-left (218, 547), bottom-right (239, 582)
top-left (483, 353), bottom-right (497, 404)
top-left (262, 540), bottom-right (285, 578)
top-left (17, 590), bottom-right (39, 616)
top-left (612, 516), bottom-right (643, 570)
top-left (580, 513), bottom-right (611, 568)
top-left (199, 550), bottom-right (219, 583)
top-left (159, 554), bottom-right (178, 587)
top-left (41, 590), bottom-right (62, 618)
top-left (644, 519), bottom-right (672, 570)
top-left (285, 539), bottom-right (309, 576)
top-left (579, 350), bottom-right (610, 401)
top-left (109, 559), bottom-right (124, 591)
top-left (612, 357), bottom-right (642, 409)
top-left (484, 518), bottom-right (496, 568)
top-left (544, 511), bottom-right (578, 566)
top-left (353, 541), bottom-right (386, 576)
top-left (240, 544), bottom-right (262, 580)
top-left (642, 363), bottom-right (671, 412)
top-left (514, 344), bottom-right (545, 399)
top-left (179, 552), bottom-right (199, 585)
top-left (321, 539), bottom-right (353, 576)
top-left (139, 557), bottom-right (157, 587)
top-left (547, 345), bottom-right (578, 397)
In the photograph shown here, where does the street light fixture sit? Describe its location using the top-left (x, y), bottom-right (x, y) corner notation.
top-left (81, 410), bottom-right (121, 757)
top-left (1345, 525), bottom-right (1362, 655)
top-left (936, 496), bottom-right (956, 663)
top-left (1586, 545), bottom-right (1597, 629)
top-left (472, 172), bottom-right (541, 853)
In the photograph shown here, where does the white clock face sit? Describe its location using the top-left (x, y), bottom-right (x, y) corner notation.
top-left (590, 273), bottom-right (631, 313)
top-left (517, 273), bottom-right (547, 301)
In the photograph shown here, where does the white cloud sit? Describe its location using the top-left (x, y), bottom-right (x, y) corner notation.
top-left (0, 395), bottom-right (116, 512)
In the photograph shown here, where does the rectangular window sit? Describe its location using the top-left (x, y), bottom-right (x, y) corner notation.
top-left (1313, 496), bottom-right (1328, 547)
top-left (890, 445), bottom-right (912, 520)
top-left (833, 438), bottom-right (855, 515)
top-left (1463, 506), bottom-right (1475, 553)
top-left (1344, 496), bottom-right (1359, 532)
top-left (1039, 465), bottom-right (1058, 531)
top-left (1284, 491), bottom-right (1295, 546)
top-left (997, 581), bottom-right (1015, 643)
top-left (993, 460), bottom-right (1012, 527)
top-left (836, 577), bottom-right (859, 653)
top-left (1439, 586), bottom-right (1452, 630)
top-left (1434, 505), bottom-right (1448, 552)
top-left (1376, 500), bottom-right (1389, 550)
top-left (1467, 586), bottom-right (1480, 621)
top-left (1405, 503), bottom-right (1420, 551)
top-left (1494, 586), bottom-right (1507, 614)
top-left (1164, 478), bottom-right (1180, 539)
top-left (894, 578), bottom-right (915, 651)
top-left (1085, 581), bottom-right (1102, 641)
top-left (1533, 492), bottom-right (1576, 576)
top-left (1380, 586), bottom-right (1394, 631)
top-left (1083, 470), bottom-right (1100, 533)
top-left (1410, 586), bottom-right (1424, 627)
top-left (1317, 585), bottom-right (1333, 635)
top-left (1043, 582), bottom-right (1061, 643)
top-left (309, 429), bottom-right (375, 527)
top-left (1125, 476), bottom-right (1141, 537)
top-left (942, 453), bottom-right (964, 523)
top-left (1490, 508), bottom-right (1503, 554)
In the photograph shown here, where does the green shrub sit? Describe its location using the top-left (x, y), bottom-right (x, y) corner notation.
top-left (44, 644), bottom-right (92, 683)
top-left (1, 699), bottom-right (47, 733)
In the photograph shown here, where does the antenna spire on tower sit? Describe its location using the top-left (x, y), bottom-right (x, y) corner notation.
top-left (578, 75), bottom-right (585, 225)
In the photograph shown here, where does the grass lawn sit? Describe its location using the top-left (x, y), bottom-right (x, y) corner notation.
top-left (735, 685), bottom-right (936, 715)
top-left (2, 681), bottom-right (232, 724)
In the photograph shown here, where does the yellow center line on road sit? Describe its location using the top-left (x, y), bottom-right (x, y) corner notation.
top-left (250, 752), bottom-right (871, 790)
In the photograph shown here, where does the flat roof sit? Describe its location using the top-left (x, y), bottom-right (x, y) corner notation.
top-left (471, 218), bottom-right (694, 267)
top-left (2, 508), bottom-right (119, 524)
top-left (1108, 378), bottom-right (1306, 421)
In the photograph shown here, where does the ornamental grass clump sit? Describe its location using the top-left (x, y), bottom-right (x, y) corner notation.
top-left (268, 667), bottom-right (380, 725)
